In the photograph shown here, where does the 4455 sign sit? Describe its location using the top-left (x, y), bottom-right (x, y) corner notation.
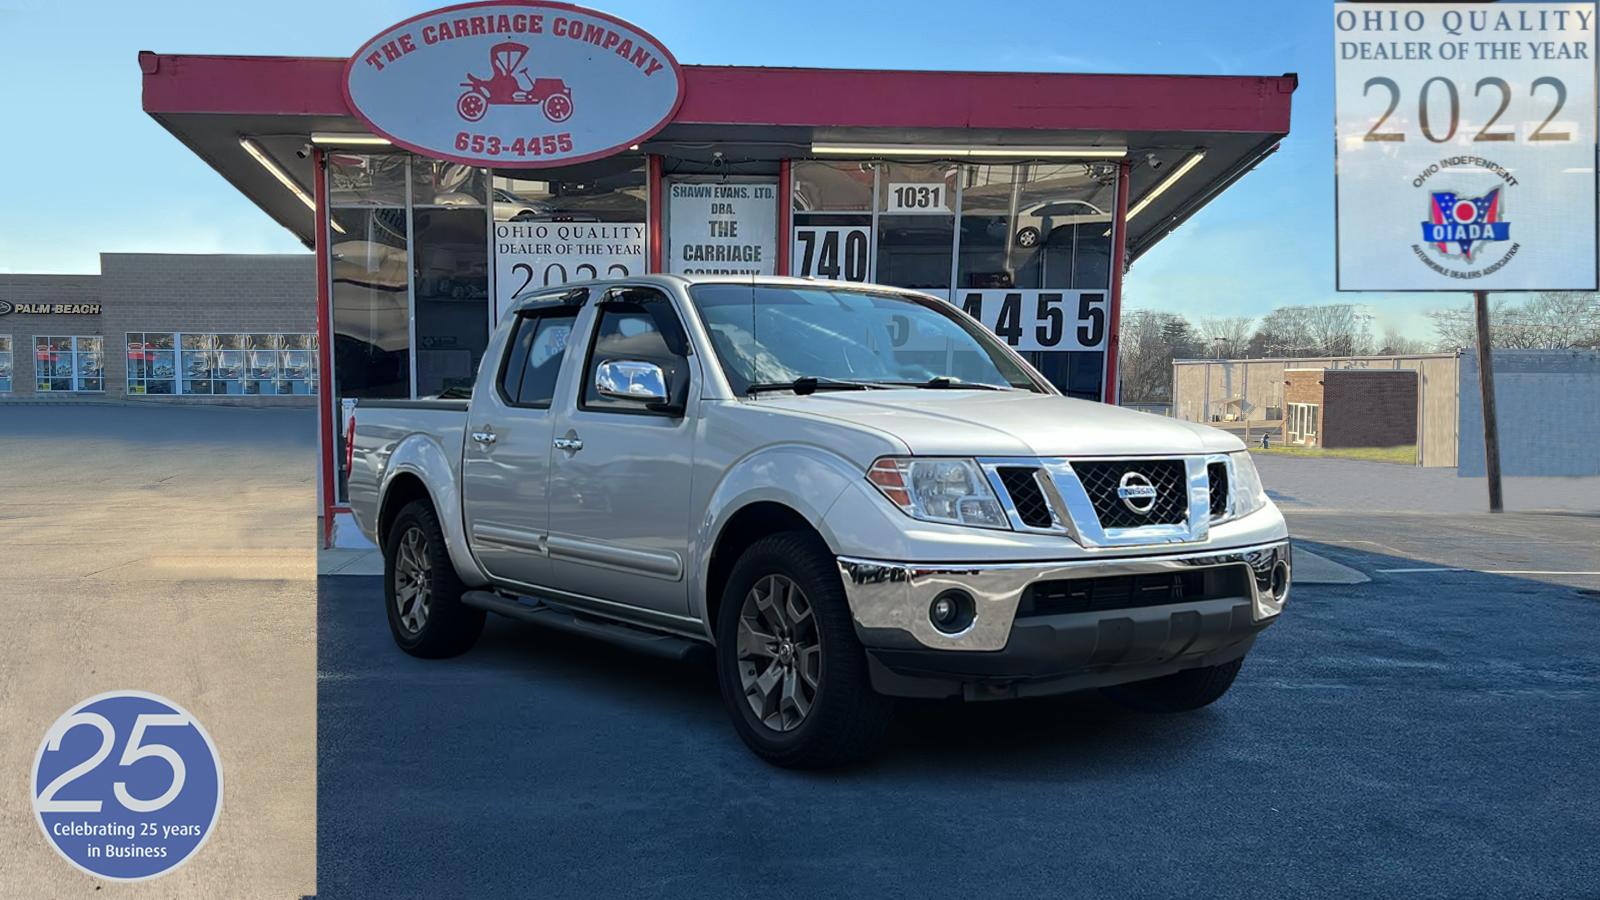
top-left (956, 290), bottom-right (1107, 352)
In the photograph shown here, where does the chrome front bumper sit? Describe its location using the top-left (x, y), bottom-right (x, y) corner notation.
top-left (836, 540), bottom-right (1291, 653)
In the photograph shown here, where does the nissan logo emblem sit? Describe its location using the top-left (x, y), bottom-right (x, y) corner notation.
top-left (1116, 471), bottom-right (1158, 514)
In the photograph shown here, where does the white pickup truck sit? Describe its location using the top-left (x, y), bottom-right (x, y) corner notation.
top-left (346, 275), bottom-right (1291, 767)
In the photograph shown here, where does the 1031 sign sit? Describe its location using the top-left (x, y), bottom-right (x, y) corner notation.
top-left (955, 290), bottom-right (1106, 352)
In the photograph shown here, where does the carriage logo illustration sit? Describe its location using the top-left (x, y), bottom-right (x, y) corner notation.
top-left (456, 41), bottom-right (574, 123)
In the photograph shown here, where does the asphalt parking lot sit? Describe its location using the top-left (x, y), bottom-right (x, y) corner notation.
top-left (318, 457), bottom-right (1600, 899)
top-left (0, 404), bottom-right (317, 898)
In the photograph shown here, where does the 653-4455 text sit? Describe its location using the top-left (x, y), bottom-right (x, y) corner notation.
top-left (454, 131), bottom-right (574, 158)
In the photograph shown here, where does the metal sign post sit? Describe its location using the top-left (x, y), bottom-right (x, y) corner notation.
top-left (1473, 290), bottom-right (1503, 512)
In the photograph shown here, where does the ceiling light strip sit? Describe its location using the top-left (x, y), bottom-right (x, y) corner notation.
top-left (1126, 151), bottom-right (1207, 221)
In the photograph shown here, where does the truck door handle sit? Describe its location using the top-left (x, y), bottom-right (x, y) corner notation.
top-left (471, 427), bottom-right (497, 446)
top-left (552, 436), bottom-right (583, 452)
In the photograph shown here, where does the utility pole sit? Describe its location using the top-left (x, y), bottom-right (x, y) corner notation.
top-left (1473, 290), bottom-right (1503, 513)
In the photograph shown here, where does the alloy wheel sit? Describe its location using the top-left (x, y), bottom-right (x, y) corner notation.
top-left (736, 574), bottom-right (821, 733)
top-left (394, 525), bottom-right (433, 634)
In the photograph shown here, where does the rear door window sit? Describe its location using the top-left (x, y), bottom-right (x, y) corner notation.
top-left (498, 313), bottom-right (576, 408)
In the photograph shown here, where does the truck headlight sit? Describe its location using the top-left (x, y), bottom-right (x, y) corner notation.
top-left (1228, 451), bottom-right (1268, 518)
top-left (867, 457), bottom-right (1010, 530)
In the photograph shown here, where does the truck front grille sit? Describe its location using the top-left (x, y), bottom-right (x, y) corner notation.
top-left (1016, 567), bottom-right (1250, 618)
top-left (995, 466), bottom-right (1053, 528)
top-left (1070, 459), bottom-right (1189, 529)
top-left (1207, 461), bottom-right (1229, 519)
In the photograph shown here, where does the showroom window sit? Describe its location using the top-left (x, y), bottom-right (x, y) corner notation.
top-left (133, 333), bottom-right (317, 396)
top-left (35, 336), bottom-right (102, 393)
top-left (329, 153), bottom-right (411, 400)
top-left (791, 161), bottom-right (875, 283)
top-left (789, 160), bottom-right (1118, 400)
top-left (0, 335), bottom-right (11, 392)
top-left (492, 157), bottom-right (648, 296)
top-left (874, 162), bottom-right (958, 292)
top-left (414, 165), bottom-right (490, 399)
top-left (955, 162), bottom-right (1116, 400)
top-left (126, 332), bottom-right (177, 395)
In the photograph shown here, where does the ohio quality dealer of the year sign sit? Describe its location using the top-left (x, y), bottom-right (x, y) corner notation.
top-left (343, 1), bottom-right (684, 167)
top-left (1334, 2), bottom-right (1598, 291)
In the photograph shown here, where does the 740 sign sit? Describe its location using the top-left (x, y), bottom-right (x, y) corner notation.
top-left (956, 290), bottom-right (1106, 352)
top-left (792, 226), bottom-right (870, 282)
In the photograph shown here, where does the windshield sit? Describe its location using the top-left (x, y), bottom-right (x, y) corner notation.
top-left (688, 284), bottom-right (1041, 394)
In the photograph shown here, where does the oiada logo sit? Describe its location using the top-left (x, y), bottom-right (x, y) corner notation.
top-left (1416, 184), bottom-right (1515, 277)
top-left (344, 1), bottom-right (684, 168)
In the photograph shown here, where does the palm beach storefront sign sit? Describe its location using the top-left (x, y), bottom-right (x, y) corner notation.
top-left (343, 1), bottom-right (685, 167)
top-left (0, 301), bottom-right (101, 316)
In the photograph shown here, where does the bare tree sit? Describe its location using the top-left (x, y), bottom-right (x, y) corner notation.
top-left (1118, 308), bottom-right (1200, 403)
top-left (1428, 292), bottom-right (1600, 350)
top-left (1376, 327), bottom-right (1431, 356)
top-left (1196, 316), bottom-right (1255, 358)
top-left (1249, 304), bottom-right (1373, 357)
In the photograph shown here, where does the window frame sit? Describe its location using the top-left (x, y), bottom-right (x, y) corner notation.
top-left (128, 332), bottom-right (318, 397)
top-left (35, 335), bottom-right (103, 393)
top-left (0, 334), bottom-right (12, 393)
top-left (125, 332), bottom-right (178, 396)
top-left (576, 286), bottom-right (692, 418)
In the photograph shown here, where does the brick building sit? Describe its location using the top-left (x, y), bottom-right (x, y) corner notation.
top-left (0, 253), bottom-right (315, 404)
top-left (1282, 367), bottom-right (1417, 449)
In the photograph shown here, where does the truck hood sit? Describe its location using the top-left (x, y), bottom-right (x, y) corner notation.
top-left (751, 389), bottom-right (1245, 457)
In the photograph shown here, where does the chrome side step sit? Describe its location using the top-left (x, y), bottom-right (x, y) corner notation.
top-left (460, 590), bottom-right (704, 662)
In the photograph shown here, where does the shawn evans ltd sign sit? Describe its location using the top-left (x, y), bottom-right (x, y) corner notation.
top-left (0, 301), bottom-right (100, 316)
top-left (343, 1), bottom-right (685, 167)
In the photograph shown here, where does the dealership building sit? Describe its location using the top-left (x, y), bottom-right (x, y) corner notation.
top-left (136, 1), bottom-right (1296, 541)
top-left (0, 253), bottom-right (315, 403)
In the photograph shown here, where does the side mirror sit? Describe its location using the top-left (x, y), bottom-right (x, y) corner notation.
top-left (595, 359), bottom-right (670, 406)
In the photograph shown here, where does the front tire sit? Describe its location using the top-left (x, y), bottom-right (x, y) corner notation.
top-left (1102, 657), bottom-right (1244, 713)
top-left (384, 499), bottom-right (484, 658)
top-left (714, 532), bottom-right (894, 768)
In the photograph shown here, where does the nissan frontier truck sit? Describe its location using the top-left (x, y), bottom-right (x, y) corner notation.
top-left (346, 275), bottom-right (1291, 768)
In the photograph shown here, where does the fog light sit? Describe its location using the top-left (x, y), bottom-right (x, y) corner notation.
top-left (1270, 560), bottom-right (1290, 602)
top-left (929, 590), bottom-right (975, 634)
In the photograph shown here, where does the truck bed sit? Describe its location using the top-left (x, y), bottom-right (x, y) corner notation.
top-left (346, 399), bottom-right (470, 546)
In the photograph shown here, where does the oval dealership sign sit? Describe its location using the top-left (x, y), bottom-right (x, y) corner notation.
top-left (343, 1), bottom-right (684, 167)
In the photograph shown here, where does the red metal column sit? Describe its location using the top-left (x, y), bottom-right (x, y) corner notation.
top-left (312, 149), bottom-right (337, 548)
top-left (777, 159), bottom-right (793, 276)
top-left (1102, 159), bottom-right (1133, 405)
top-left (647, 154), bottom-right (664, 273)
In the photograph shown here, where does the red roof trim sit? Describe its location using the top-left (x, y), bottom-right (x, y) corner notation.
top-left (140, 52), bottom-right (1294, 134)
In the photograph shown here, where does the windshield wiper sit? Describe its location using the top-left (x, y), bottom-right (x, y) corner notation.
top-left (746, 376), bottom-right (887, 396)
top-left (895, 376), bottom-right (1013, 391)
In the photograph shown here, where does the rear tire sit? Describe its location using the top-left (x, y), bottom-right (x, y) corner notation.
top-left (1102, 657), bottom-right (1244, 713)
top-left (384, 499), bottom-right (484, 659)
top-left (714, 532), bottom-right (894, 768)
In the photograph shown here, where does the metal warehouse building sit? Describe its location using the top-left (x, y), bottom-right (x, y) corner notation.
top-left (1172, 350), bottom-right (1600, 475)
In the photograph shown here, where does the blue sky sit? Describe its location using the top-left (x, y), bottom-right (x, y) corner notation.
top-left (0, 0), bottom-right (1446, 337)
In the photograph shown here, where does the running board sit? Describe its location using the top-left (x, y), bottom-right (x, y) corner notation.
top-left (460, 590), bottom-right (704, 662)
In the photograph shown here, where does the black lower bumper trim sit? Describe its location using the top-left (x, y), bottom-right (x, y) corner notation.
top-left (864, 597), bottom-right (1270, 700)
